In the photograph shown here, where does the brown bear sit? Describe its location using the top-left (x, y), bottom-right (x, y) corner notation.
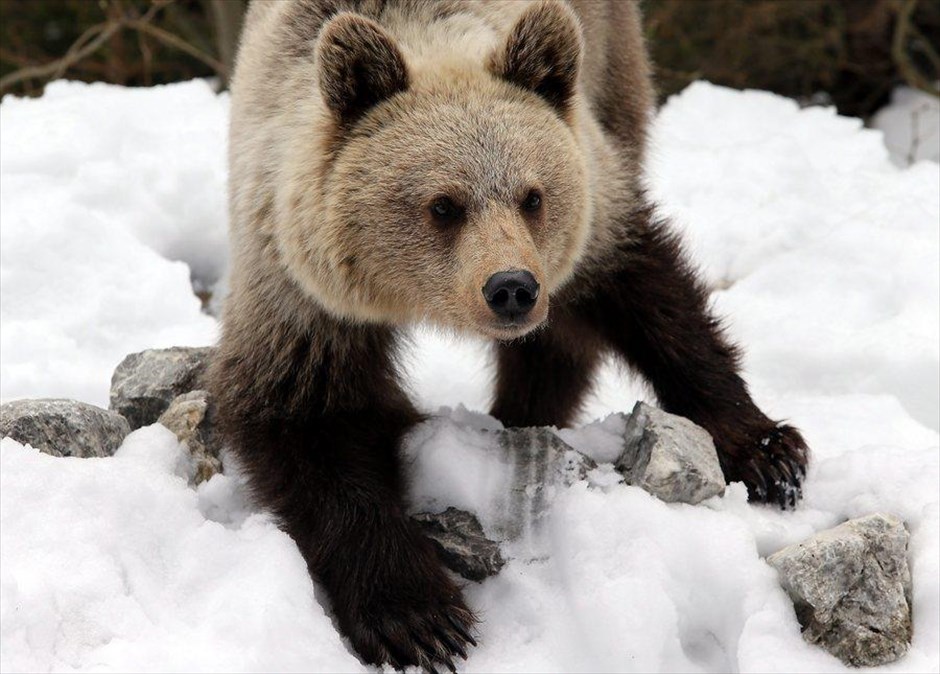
top-left (209, 0), bottom-right (809, 670)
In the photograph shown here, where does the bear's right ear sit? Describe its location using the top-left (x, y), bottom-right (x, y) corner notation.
top-left (488, 0), bottom-right (583, 117)
top-left (315, 13), bottom-right (409, 126)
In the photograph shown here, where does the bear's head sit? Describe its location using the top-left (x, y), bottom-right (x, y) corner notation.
top-left (281, 1), bottom-right (591, 340)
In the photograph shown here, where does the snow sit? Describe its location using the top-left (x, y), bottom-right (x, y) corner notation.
top-left (0, 80), bottom-right (225, 407)
top-left (1, 79), bottom-right (938, 672)
top-left (0, 428), bottom-right (353, 673)
top-left (871, 86), bottom-right (940, 167)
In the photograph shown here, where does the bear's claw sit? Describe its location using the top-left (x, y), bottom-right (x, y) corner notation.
top-left (730, 423), bottom-right (809, 510)
top-left (347, 596), bottom-right (477, 673)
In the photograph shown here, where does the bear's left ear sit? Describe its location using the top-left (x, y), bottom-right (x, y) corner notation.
top-left (488, 0), bottom-right (583, 117)
top-left (315, 13), bottom-right (409, 126)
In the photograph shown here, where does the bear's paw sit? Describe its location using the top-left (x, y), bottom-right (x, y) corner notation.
top-left (731, 423), bottom-right (809, 510)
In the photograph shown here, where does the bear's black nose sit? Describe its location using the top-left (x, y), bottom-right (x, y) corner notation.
top-left (483, 270), bottom-right (540, 320)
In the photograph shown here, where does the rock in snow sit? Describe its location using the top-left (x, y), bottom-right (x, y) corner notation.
top-left (487, 426), bottom-right (598, 540)
top-left (0, 398), bottom-right (129, 458)
top-left (157, 390), bottom-right (222, 485)
top-left (767, 513), bottom-right (913, 667)
top-left (7, 346), bottom-right (917, 666)
top-left (110, 346), bottom-right (214, 429)
top-left (499, 426), bottom-right (598, 487)
top-left (413, 508), bottom-right (505, 581)
top-left (615, 402), bottom-right (725, 505)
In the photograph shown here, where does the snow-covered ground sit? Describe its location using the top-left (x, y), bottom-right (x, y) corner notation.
top-left (0, 81), bottom-right (223, 407)
top-left (1, 80), bottom-right (938, 672)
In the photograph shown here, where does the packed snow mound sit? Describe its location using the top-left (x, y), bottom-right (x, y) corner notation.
top-left (647, 83), bottom-right (940, 433)
top-left (1, 80), bottom-right (938, 672)
top-left (0, 80), bottom-right (225, 407)
top-left (0, 429), bottom-right (354, 673)
top-left (2, 406), bottom-right (938, 673)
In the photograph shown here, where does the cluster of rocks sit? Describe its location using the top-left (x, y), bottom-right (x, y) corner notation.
top-left (0, 346), bottom-right (914, 666)
top-left (1, 346), bottom-right (220, 484)
top-left (109, 347), bottom-right (213, 431)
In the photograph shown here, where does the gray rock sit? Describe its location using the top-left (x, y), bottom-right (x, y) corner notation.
top-left (0, 398), bottom-right (130, 458)
top-left (157, 390), bottom-right (222, 485)
top-left (615, 401), bottom-right (725, 505)
top-left (489, 426), bottom-right (596, 540)
top-left (412, 508), bottom-right (505, 581)
top-left (110, 347), bottom-right (214, 429)
top-left (497, 426), bottom-right (597, 487)
top-left (767, 513), bottom-right (912, 667)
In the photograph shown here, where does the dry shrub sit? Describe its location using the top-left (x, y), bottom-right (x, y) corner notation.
top-left (645, 0), bottom-right (939, 116)
top-left (1, 0), bottom-right (937, 118)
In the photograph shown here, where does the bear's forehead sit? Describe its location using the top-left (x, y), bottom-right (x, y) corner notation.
top-left (351, 95), bottom-right (568, 197)
top-left (389, 132), bottom-right (555, 203)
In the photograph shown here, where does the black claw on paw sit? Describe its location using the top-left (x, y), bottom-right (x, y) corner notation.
top-left (728, 423), bottom-right (809, 510)
top-left (435, 625), bottom-right (468, 660)
top-left (447, 612), bottom-right (477, 647)
top-left (345, 593), bottom-right (477, 673)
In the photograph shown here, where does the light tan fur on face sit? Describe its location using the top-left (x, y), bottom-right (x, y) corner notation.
top-left (224, 0), bottom-right (655, 340)
top-left (283, 75), bottom-right (590, 335)
top-left (270, 4), bottom-right (590, 337)
top-left (456, 205), bottom-right (550, 339)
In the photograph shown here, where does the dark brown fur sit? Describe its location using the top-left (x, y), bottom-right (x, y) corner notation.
top-left (211, 300), bottom-right (476, 670)
top-left (489, 0), bottom-right (582, 117)
top-left (212, 1), bottom-right (809, 670)
top-left (495, 201), bottom-right (808, 506)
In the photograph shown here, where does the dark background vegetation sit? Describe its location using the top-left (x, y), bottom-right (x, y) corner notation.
top-left (1, 0), bottom-right (938, 118)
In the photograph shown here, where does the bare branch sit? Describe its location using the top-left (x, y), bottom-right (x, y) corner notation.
top-left (125, 19), bottom-right (226, 76)
top-left (0, 0), bottom-right (203, 98)
top-left (53, 22), bottom-right (111, 80)
top-left (0, 21), bottom-right (124, 95)
top-left (892, 0), bottom-right (940, 99)
top-left (910, 24), bottom-right (940, 76)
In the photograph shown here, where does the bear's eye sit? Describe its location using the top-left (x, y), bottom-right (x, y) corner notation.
top-left (521, 189), bottom-right (542, 213)
top-left (429, 196), bottom-right (464, 224)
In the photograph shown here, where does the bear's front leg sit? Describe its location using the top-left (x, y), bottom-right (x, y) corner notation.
top-left (210, 321), bottom-right (476, 670)
top-left (578, 208), bottom-right (808, 508)
top-left (491, 310), bottom-right (605, 429)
